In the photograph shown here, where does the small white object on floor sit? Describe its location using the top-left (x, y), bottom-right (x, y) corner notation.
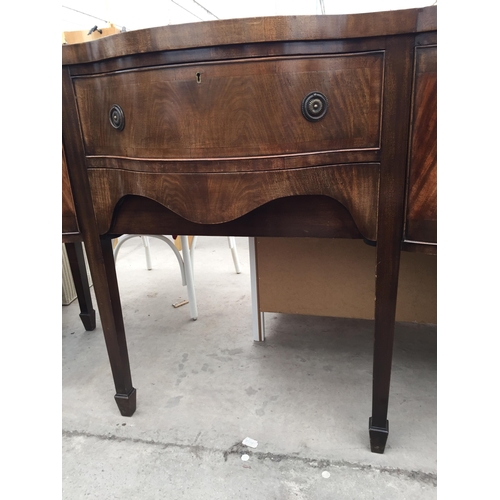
top-left (241, 454), bottom-right (250, 461)
top-left (322, 471), bottom-right (331, 479)
top-left (242, 437), bottom-right (258, 448)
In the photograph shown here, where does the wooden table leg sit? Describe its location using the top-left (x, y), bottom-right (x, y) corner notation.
top-left (66, 241), bottom-right (96, 331)
top-left (368, 34), bottom-right (413, 453)
top-left (96, 237), bottom-right (137, 416)
top-left (369, 237), bottom-right (402, 454)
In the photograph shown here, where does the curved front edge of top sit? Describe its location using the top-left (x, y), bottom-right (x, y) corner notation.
top-left (62, 6), bottom-right (436, 65)
top-left (88, 163), bottom-right (380, 241)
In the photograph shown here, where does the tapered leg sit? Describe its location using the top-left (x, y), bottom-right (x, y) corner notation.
top-left (369, 237), bottom-right (402, 454)
top-left (66, 242), bottom-right (96, 331)
top-left (99, 237), bottom-right (136, 416)
top-left (368, 34), bottom-right (414, 453)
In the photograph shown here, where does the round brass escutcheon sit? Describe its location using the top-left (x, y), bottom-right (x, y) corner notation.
top-left (301, 92), bottom-right (328, 122)
top-left (109, 104), bottom-right (125, 131)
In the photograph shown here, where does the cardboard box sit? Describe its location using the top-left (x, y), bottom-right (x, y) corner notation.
top-left (63, 23), bottom-right (121, 45)
top-left (255, 237), bottom-right (436, 324)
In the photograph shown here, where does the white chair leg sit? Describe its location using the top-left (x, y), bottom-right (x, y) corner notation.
top-left (142, 235), bottom-right (153, 270)
top-left (190, 236), bottom-right (198, 275)
top-left (228, 237), bottom-right (242, 274)
top-left (113, 234), bottom-right (139, 261)
top-left (114, 234), bottom-right (196, 319)
top-left (249, 237), bottom-right (265, 341)
top-left (114, 235), bottom-right (187, 285)
top-left (180, 235), bottom-right (198, 320)
top-left (145, 235), bottom-right (187, 286)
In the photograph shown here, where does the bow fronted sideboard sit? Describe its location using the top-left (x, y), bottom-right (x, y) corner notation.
top-left (62, 6), bottom-right (436, 454)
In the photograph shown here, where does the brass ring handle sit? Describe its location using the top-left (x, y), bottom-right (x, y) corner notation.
top-left (301, 92), bottom-right (328, 122)
top-left (109, 104), bottom-right (125, 131)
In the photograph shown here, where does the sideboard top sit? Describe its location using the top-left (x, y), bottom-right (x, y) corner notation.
top-left (62, 6), bottom-right (436, 66)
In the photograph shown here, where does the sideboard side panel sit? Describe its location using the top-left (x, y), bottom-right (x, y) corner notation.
top-left (405, 43), bottom-right (437, 245)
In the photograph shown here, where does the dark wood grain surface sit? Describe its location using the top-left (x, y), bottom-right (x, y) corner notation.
top-left (62, 145), bottom-right (79, 238)
top-left (88, 163), bottom-right (380, 239)
top-left (75, 53), bottom-right (383, 160)
top-left (62, 7), bottom-right (436, 65)
top-left (405, 43), bottom-right (437, 245)
top-left (109, 195), bottom-right (363, 239)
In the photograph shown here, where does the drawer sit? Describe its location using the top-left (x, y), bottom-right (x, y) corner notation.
top-left (88, 162), bottom-right (380, 241)
top-left (73, 52), bottom-right (383, 163)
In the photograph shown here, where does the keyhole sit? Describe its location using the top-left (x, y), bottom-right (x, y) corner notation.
top-left (196, 72), bottom-right (201, 83)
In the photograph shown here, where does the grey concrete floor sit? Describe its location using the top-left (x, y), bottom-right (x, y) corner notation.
top-left (62, 236), bottom-right (437, 499)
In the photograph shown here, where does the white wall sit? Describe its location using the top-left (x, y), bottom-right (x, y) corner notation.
top-left (62, 0), bottom-right (434, 33)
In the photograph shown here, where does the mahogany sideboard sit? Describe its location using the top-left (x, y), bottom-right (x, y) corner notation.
top-left (62, 6), bottom-right (437, 454)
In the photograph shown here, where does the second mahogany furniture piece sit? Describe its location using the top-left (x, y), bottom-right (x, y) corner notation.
top-left (63, 145), bottom-right (96, 331)
top-left (62, 6), bottom-right (437, 454)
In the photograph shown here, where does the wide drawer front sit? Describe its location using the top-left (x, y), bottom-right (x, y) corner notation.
top-left (73, 52), bottom-right (383, 160)
top-left (88, 163), bottom-right (380, 241)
